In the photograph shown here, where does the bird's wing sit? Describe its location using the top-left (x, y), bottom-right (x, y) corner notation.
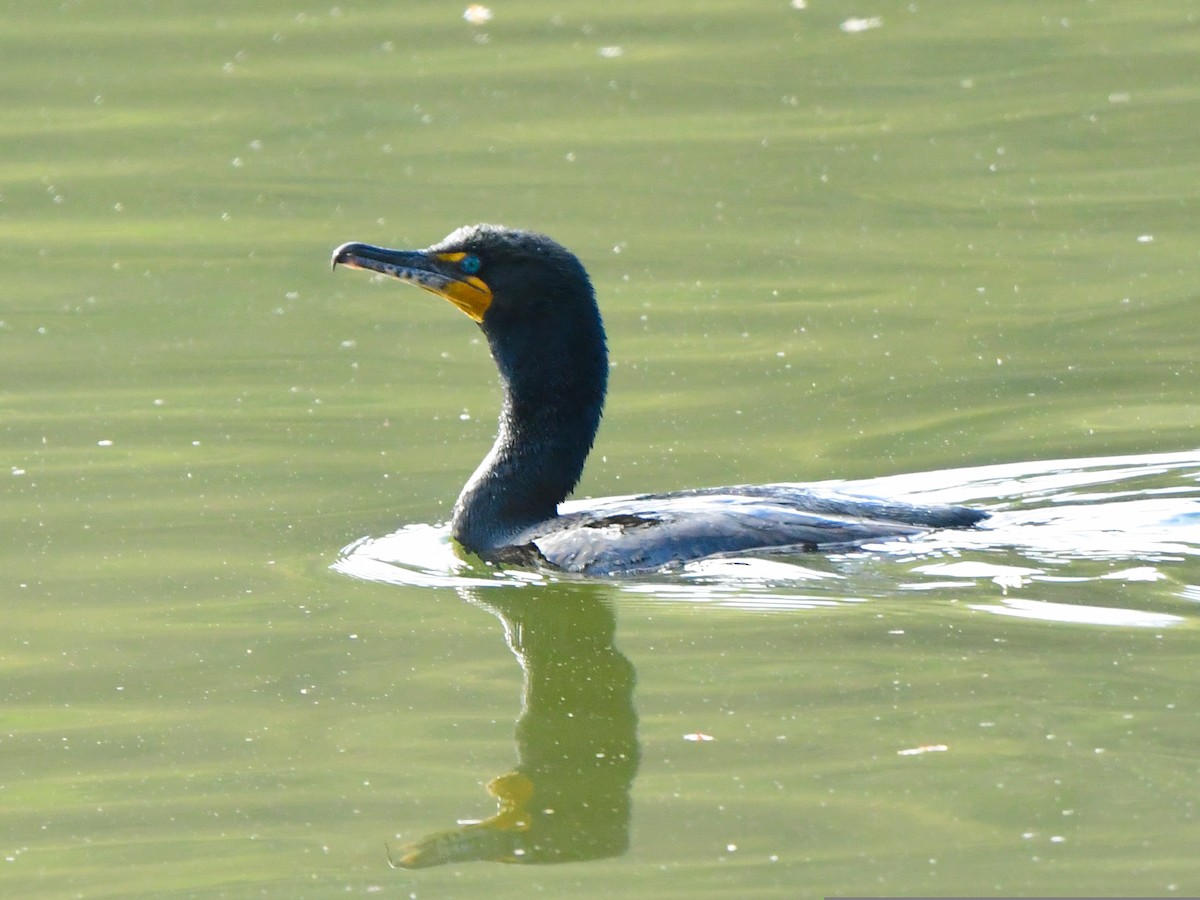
top-left (529, 492), bottom-right (929, 575)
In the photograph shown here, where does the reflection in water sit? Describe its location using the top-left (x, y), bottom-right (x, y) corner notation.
top-left (389, 588), bottom-right (639, 868)
top-left (333, 452), bottom-right (1200, 868)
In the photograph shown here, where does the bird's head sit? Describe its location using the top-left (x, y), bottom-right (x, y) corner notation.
top-left (332, 224), bottom-right (596, 329)
top-left (333, 224), bottom-right (607, 398)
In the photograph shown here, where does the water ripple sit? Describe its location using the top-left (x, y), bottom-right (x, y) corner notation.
top-left (333, 449), bottom-right (1200, 626)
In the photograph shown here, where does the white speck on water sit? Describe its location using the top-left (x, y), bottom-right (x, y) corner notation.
top-left (599, 46), bottom-right (624, 58)
top-left (97, 440), bottom-right (113, 447)
top-left (463, 4), bottom-right (493, 25)
top-left (1136, 234), bottom-right (1154, 243)
top-left (840, 17), bottom-right (882, 33)
top-left (897, 744), bottom-right (949, 756)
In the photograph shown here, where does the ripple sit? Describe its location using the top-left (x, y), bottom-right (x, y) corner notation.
top-left (332, 450), bottom-right (1200, 625)
top-left (969, 597), bottom-right (1184, 629)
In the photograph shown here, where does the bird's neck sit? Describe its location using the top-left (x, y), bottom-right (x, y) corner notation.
top-left (451, 346), bottom-right (607, 554)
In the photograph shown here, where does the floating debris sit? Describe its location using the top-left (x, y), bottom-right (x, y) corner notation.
top-left (840, 16), bottom-right (882, 33)
top-left (463, 4), bottom-right (492, 25)
top-left (897, 744), bottom-right (948, 756)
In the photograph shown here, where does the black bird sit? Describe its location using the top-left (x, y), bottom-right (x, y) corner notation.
top-left (332, 225), bottom-right (987, 575)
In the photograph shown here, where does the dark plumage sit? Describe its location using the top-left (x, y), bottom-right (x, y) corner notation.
top-left (332, 224), bottom-right (987, 575)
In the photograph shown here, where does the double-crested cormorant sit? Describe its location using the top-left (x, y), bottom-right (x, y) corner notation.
top-left (332, 224), bottom-right (987, 575)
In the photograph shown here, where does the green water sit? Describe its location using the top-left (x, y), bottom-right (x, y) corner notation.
top-left (4, 1), bottom-right (1200, 896)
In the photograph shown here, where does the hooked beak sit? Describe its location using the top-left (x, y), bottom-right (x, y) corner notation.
top-left (331, 242), bottom-right (493, 323)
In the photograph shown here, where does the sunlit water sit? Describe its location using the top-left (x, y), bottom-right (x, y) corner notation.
top-left (336, 449), bottom-right (1200, 626)
top-left (7, 0), bottom-right (1200, 895)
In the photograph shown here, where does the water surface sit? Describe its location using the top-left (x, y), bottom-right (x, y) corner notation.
top-left (3, 1), bottom-right (1200, 896)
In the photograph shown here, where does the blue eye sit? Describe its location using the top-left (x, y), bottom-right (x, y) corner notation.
top-left (460, 254), bottom-right (481, 275)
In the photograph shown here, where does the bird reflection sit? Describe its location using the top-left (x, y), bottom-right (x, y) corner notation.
top-left (389, 588), bottom-right (639, 867)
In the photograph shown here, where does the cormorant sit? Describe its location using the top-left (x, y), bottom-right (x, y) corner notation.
top-left (332, 224), bottom-right (987, 575)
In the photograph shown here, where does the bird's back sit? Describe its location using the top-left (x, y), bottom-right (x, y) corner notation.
top-left (509, 485), bottom-right (987, 575)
